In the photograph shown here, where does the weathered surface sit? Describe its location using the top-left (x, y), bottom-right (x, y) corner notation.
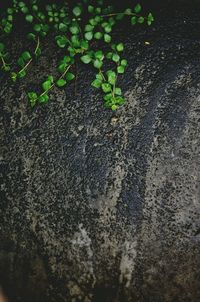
top-left (0, 1), bottom-right (200, 301)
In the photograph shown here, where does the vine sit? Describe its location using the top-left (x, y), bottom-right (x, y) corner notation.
top-left (0, 0), bottom-right (154, 110)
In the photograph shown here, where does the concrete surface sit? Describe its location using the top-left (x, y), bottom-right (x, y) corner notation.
top-left (0, 1), bottom-right (200, 301)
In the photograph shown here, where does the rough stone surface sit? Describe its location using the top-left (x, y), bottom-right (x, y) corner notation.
top-left (0, 1), bottom-right (200, 301)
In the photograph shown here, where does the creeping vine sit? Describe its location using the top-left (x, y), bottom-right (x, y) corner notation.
top-left (0, 0), bottom-right (154, 110)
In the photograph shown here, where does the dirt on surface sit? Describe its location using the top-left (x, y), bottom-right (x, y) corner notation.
top-left (0, 1), bottom-right (200, 301)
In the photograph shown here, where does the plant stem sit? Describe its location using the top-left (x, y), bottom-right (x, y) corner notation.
top-left (99, 69), bottom-right (106, 81)
top-left (34, 36), bottom-right (40, 55)
top-left (100, 12), bottom-right (135, 17)
top-left (39, 65), bottom-right (72, 98)
top-left (19, 58), bottom-right (33, 74)
top-left (100, 12), bottom-right (145, 19)
top-left (0, 55), bottom-right (10, 70)
top-left (1, 56), bottom-right (6, 67)
top-left (18, 36), bottom-right (40, 74)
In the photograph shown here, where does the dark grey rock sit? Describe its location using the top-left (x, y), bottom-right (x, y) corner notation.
top-left (0, 1), bottom-right (200, 301)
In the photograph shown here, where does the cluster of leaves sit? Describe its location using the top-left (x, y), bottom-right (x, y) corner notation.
top-left (0, 0), bottom-right (154, 110)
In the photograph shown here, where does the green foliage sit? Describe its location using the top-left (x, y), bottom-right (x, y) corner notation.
top-left (0, 1), bottom-right (154, 110)
top-left (56, 78), bottom-right (66, 87)
top-left (0, 42), bottom-right (11, 71)
top-left (73, 6), bottom-right (82, 17)
top-left (81, 54), bottom-right (92, 64)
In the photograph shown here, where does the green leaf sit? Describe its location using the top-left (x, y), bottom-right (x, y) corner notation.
top-left (38, 94), bottom-right (49, 103)
top-left (94, 32), bottom-right (103, 40)
top-left (91, 79), bottom-right (102, 88)
top-left (85, 31), bottom-right (93, 41)
top-left (111, 44), bottom-right (116, 51)
top-left (18, 2), bottom-right (25, 8)
top-left (104, 25), bottom-right (112, 33)
top-left (95, 50), bottom-right (104, 60)
top-left (95, 7), bottom-right (102, 14)
top-left (46, 76), bottom-right (53, 84)
top-left (4, 22), bottom-right (12, 34)
top-left (101, 22), bottom-right (107, 28)
top-left (32, 5), bottom-right (38, 12)
top-left (69, 25), bottom-right (79, 35)
top-left (116, 13), bottom-right (124, 20)
top-left (63, 56), bottom-right (72, 63)
top-left (56, 79), bottom-right (67, 87)
top-left (28, 92), bottom-right (38, 102)
top-left (102, 83), bottom-right (111, 93)
top-left (11, 72), bottom-right (17, 82)
top-left (124, 8), bottom-right (132, 15)
top-left (121, 59), bottom-right (128, 67)
top-left (42, 80), bottom-right (51, 91)
top-left (117, 66), bottom-right (125, 74)
top-left (3, 65), bottom-right (10, 72)
top-left (28, 92), bottom-right (37, 100)
top-left (68, 46), bottom-right (76, 57)
top-left (27, 32), bottom-right (36, 40)
top-left (108, 17), bottom-right (115, 26)
top-left (89, 18), bottom-right (97, 26)
top-left (7, 8), bottom-right (13, 14)
top-left (21, 6), bottom-right (28, 13)
top-left (115, 96), bottom-right (125, 105)
top-left (81, 54), bottom-right (92, 64)
top-left (95, 15), bottom-right (102, 23)
top-left (18, 70), bottom-right (26, 78)
top-left (85, 24), bottom-right (94, 32)
top-left (8, 15), bottom-right (13, 21)
top-left (81, 40), bottom-right (89, 50)
top-left (56, 35), bottom-right (68, 48)
top-left (28, 91), bottom-right (38, 107)
top-left (93, 59), bottom-right (103, 69)
top-left (103, 93), bottom-right (112, 101)
top-left (59, 23), bottom-right (68, 32)
top-left (71, 35), bottom-right (80, 47)
top-left (34, 24), bottom-right (42, 32)
top-left (25, 15), bottom-right (33, 23)
top-left (112, 54), bottom-right (120, 63)
top-left (88, 5), bottom-right (94, 13)
top-left (131, 16), bottom-right (137, 25)
top-left (73, 6), bottom-right (82, 17)
top-left (40, 31), bottom-right (47, 38)
top-left (116, 43), bottom-right (124, 52)
top-left (66, 72), bottom-right (75, 81)
top-left (134, 4), bottom-right (142, 13)
top-left (106, 52), bottom-right (113, 59)
top-left (42, 24), bottom-right (49, 33)
top-left (111, 104), bottom-right (118, 111)
top-left (147, 13), bottom-right (154, 26)
top-left (115, 87), bottom-right (122, 95)
top-left (104, 34), bottom-right (111, 43)
top-left (30, 100), bottom-right (36, 107)
top-left (38, 12), bottom-right (45, 21)
top-left (22, 51), bottom-right (31, 61)
top-left (107, 70), bottom-right (116, 85)
top-left (96, 73), bottom-right (104, 81)
top-left (138, 17), bottom-right (144, 24)
top-left (17, 57), bottom-right (25, 67)
top-left (58, 63), bottom-right (66, 73)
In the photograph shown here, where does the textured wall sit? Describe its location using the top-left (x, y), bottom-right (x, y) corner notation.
top-left (0, 1), bottom-right (200, 301)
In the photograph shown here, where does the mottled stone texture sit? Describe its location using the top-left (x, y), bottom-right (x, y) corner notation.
top-left (0, 1), bottom-right (200, 302)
